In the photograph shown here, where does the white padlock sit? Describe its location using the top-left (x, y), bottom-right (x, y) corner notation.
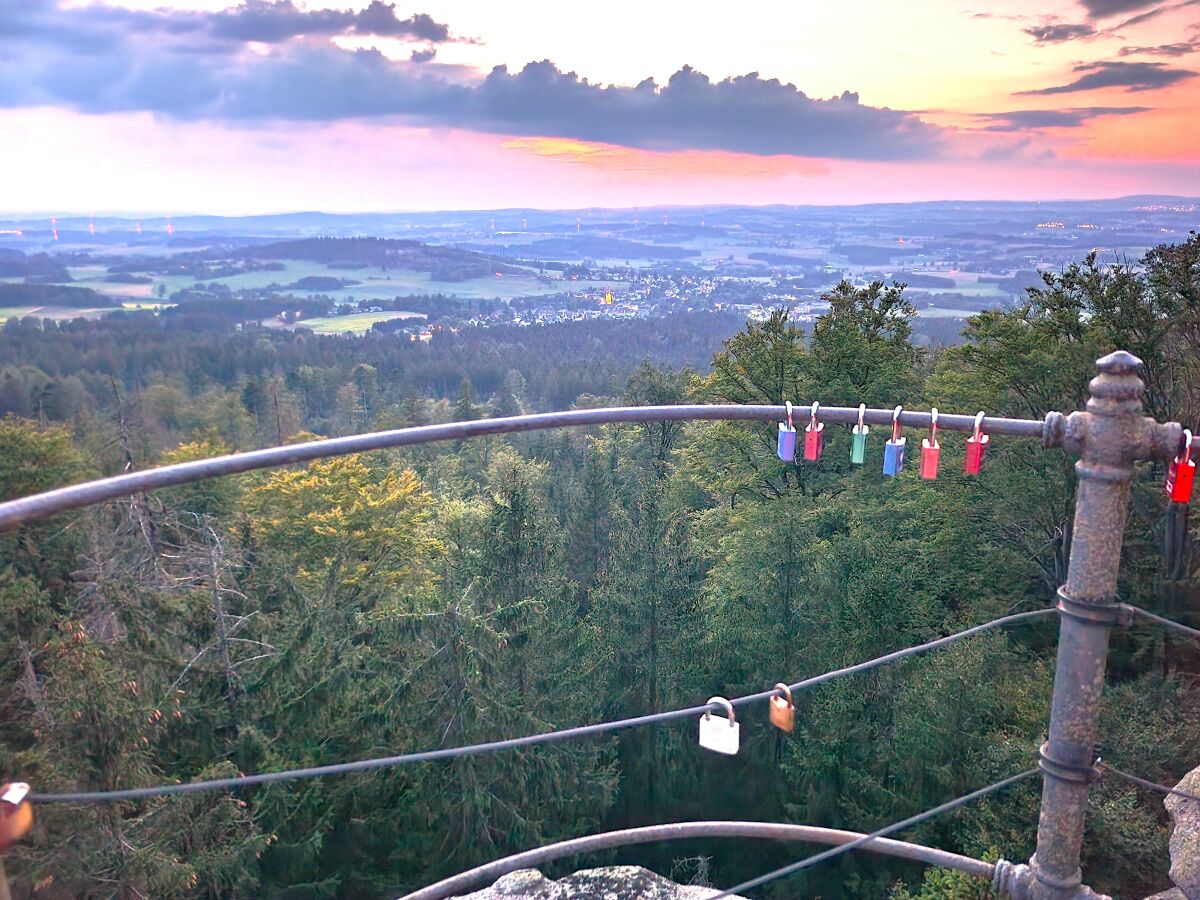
top-left (698, 696), bottom-right (739, 755)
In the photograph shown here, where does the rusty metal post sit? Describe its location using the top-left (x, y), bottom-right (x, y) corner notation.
top-left (996, 352), bottom-right (1183, 900)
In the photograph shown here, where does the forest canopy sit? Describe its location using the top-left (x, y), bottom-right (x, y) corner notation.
top-left (0, 235), bottom-right (1198, 898)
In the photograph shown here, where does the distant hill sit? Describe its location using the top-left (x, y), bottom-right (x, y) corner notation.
top-left (239, 238), bottom-right (522, 282)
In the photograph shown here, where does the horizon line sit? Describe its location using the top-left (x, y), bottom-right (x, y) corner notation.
top-left (1, 194), bottom-right (1198, 221)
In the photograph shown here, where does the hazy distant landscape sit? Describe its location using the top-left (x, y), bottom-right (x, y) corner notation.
top-left (0, 197), bottom-right (1193, 343)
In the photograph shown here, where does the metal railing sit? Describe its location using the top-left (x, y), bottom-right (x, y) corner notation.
top-left (0, 350), bottom-right (1191, 900)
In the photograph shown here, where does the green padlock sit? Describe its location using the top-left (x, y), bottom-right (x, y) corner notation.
top-left (850, 403), bottom-right (869, 465)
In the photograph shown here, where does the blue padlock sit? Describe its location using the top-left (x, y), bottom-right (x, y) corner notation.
top-left (777, 401), bottom-right (797, 461)
top-left (883, 437), bottom-right (906, 476)
top-left (883, 405), bottom-right (906, 477)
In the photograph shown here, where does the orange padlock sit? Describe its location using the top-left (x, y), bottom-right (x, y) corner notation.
top-left (0, 783), bottom-right (33, 851)
top-left (768, 683), bottom-right (794, 733)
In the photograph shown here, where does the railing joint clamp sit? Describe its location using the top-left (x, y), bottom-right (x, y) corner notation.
top-left (1055, 588), bottom-right (1128, 627)
top-left (1038, 742), bottom-right (1101, 785)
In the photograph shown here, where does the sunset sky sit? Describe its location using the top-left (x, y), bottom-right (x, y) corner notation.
top-left (2, 0), bottom-right (1198, 212)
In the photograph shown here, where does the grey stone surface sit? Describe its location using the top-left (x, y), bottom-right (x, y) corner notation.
top-left (453, 866), bottom-right (747, 899)
top-left (1166, 767), bottom-right (1200, 899)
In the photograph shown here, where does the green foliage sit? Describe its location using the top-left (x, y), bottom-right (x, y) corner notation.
top-left (808, 279), bottom-right (921, 406)
top-left (1, 238), bottom-right (1199, 897)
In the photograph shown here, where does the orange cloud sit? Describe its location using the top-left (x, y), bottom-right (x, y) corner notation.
top-left (1070, 107), bottom-right (1200, 159)
top-left (502, 137), bottom-right (828, 179)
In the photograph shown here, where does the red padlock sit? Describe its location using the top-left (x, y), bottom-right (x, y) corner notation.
top-left (1166, 428), bottom-right (1195, 504)
top-left (803, 402), bottom-right (824, 461)
top-left (965, 411), bottom-right (989, 476)
top-left (920, 407), bottom-right (940, 480)
top-left (0, 783), bottom-right (32, 851)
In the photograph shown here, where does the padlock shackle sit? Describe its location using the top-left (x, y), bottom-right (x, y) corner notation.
top-left (810, 401), bottom-right (819, 429)
top-left (928, 407), bottom-right (939, 445)
top-left (705, 696), bottom-right (735, 725)
top-left (973, 411), bottom-right (986, 441)
top-left (891, 405), bottom-right (903, 442)
top-left (784, 401), bottom-right (793, 429)
top-left (773, 683), bottom-right (793, 707)
top-left (858, 403), bottom-right (866, 430)
top-left (1181, 428), bottom-right (1193, 464)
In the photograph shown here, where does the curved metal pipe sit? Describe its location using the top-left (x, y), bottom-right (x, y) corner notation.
top-left (399, 820), bottom-right (995, 900)
top-left (0, 404), bottom-right (1047, 530)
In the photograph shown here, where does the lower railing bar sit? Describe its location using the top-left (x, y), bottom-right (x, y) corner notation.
top-left (398, 820), bottom-right (996, 900)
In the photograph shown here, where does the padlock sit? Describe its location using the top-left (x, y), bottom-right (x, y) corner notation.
top-left (698, 697), bottom-right (739, 755)
top-left (0, 783), bottom-right (32, 851)
top-left (851, 403), bottom-right (869, 465)
top-left (768, 683), bottom-right (794, 733)
top-left (965, 411), bottom-right (989, 476)
top-left (883, 438), bottom-right (906, 476)
top-left (920, 439), bottom-right (940, 480)
top-left (803, 424), bottom-right (824, 461)
top-left (777, 402), bottom-right (797, 462)
top-left (803, 402), bottom-right (824, 461)
top-left (850, 427), bottom-right (868, 464)
top-left (920, 407), bottom-right (939, 480)
top-left (883, 405), bottom-right (905, 477)
top-left (1166, 429), bottom-right (1195, 504)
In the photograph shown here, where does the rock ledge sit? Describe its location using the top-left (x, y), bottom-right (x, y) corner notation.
top-left (453, 865), bottom-right (747, 899)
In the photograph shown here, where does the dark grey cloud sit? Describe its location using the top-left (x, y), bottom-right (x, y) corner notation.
top-left (1018, 59), bottom-right (1197, 93)
top-left (1078, 0), bottom-right (1159, 17)
top-left (449, 63), bottom-right (942, 159)
top-left (1111, 0), bottom-right (1200, 28)
top-left (2, 0), bottom-right (456, 53)
top-left (0, 22), bottom-right (946, 162)
top-left (974, 106), bottom-right (1151, 129)
top-left (1021, 2), bottom-right (1200, 47)
top-left (1118, 39), bottom-right (1200, 55)
top-left (208, 1), bottom-right (449, 44)
top-left (1024, 22), bottom-right (1096, 43)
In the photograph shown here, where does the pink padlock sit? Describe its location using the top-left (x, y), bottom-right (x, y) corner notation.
top-left (803, 402), bottom-right (825, 461)
top-left (920, 407), bottom-right (940, 480)
top-left (965, 411), bottom-right (989, 476)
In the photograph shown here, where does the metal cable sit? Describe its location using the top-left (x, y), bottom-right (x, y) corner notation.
top-left (709, 769), bottom-right (1040, 899)
top-left (27, 609), bottom-right (1054, 804)
top-left (400, 821), bottom-right (996, 900)
top-left (1101, 763), bottom-right (1200, 805)
top-left (0, 404), bottom-right (1050, 531)
top-left (1123, 605), bottom-right (1200, 641)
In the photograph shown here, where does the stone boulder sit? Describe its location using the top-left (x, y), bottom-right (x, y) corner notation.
top-left (1166, 767), bottom-right (1200, 899)
top-left (453, 866), bottom-right (747, 899)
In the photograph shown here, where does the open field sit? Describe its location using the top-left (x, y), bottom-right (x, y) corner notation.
top-left (54, 261), bottom-right (615, 301)
top-left (0, 306), bottom-right (38, 319)
top-left (918, 306), bottom-right (976, 318)
top-left (0, 305), bottom-right (121, 321)
top-left (324, 269), bottom-right (614, 301)
top-left (288, 311), bottom-right (427, 334)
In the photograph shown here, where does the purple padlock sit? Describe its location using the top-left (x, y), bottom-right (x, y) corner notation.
top-left (777, 401), bottom-right (797, 461)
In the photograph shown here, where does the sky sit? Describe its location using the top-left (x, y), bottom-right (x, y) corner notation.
top-left (1, 0), bottom-right (1198, 213)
